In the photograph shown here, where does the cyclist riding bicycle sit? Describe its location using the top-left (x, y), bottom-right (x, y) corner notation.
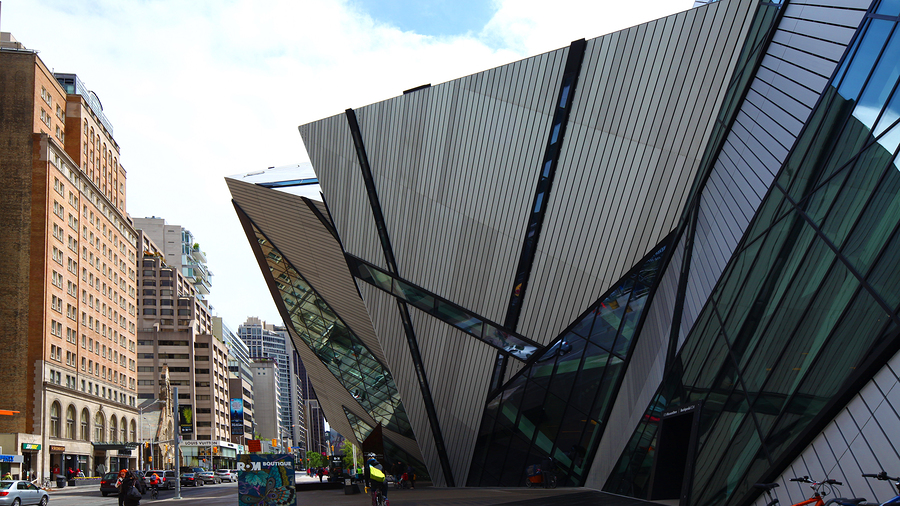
top-left (364, 453), bottom-right (388, 506)
top-left (149, 472), bottom-right (160, 498)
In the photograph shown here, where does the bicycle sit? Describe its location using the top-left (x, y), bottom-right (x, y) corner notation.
top-left (371, 485), bottom-right (386, 506)
top-left (524, 464), bottom-right (557, 489)
top-left (754, 476), bottom-right (866, 506)
top-left (149, 483), bottom-right (159, 500)
top-left (860, 471), bottom-right (900, 505)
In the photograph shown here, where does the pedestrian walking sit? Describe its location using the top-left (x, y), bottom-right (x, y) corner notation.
top-left (117, 469), bottom-right (146, 506)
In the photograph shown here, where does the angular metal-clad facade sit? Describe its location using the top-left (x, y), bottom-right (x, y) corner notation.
top-left (229, 0), bottom-right (900, 503)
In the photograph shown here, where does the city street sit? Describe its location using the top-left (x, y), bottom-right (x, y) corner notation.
top-left (46, 481), bottom-right (239, 506)
top-left (44, 475), bottom-right (658, 506)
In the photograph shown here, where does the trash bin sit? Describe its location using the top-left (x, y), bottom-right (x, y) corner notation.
top-left (56, 477), bottom-right (66, 488)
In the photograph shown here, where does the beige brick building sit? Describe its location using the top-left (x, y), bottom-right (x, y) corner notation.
top-left (0, 33), bottom-right (140, 481)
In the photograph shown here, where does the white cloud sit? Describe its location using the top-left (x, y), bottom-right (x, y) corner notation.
top-left (2, 0), bottom-right (691, 330)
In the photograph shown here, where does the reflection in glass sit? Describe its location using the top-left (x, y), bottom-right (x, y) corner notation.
top-left (346, 255), bottom-right (540, 360)
top-left (607, 10), bottom-right (900, 505)
top-left (250, 223), bottom-right (415, 439)
top-left (467, 241), bottom-right (667, 487)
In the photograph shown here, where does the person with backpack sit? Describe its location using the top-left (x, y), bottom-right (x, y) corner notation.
top-left (148, 472), bottom-right (160, 498)
top-left (117, 469), bottom-right (146, 506)
top-left (364, 454), bottom-right (388, 504)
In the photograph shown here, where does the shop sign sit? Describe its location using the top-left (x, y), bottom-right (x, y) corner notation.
top-left (0, 455), bottom-right (24, 463)
top-left (180, 440), bottom-right (212, 447)
top-left (237, 454), bottom-right (295, 506)
top-left (21, 443), bottom-right (41, 451)
top-left (118, 450), bottom-right (132, 456)
top-left (49, 445), bottom-right (66, 453)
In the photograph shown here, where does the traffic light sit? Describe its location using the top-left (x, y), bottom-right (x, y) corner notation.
top-left (145, 442), bottom-right (150, 448)
top-left (271, 439), bottom-right (277, 448)
top-left (212, 447), bottom-right (218, 454)
top-left (148, 456), bottom-right (152, 462)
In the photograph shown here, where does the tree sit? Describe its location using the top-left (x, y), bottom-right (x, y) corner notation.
top-left (341, 440), bottom-right (363, 472)
top-left (306, 450), bottom-right (327, 469)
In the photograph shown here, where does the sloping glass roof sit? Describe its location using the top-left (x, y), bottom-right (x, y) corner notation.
top-left (249, 221), bottom-right (414, 439)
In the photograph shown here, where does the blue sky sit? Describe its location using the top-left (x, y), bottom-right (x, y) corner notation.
top-left (3, 0), bottom-right (693, 330)
top-left (349, 0), bottom-right (495, 37)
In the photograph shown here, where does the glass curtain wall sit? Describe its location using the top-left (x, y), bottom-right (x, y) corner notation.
top-left (606, 3), bottom-right (900, 505)
top-left (246, 219), bottom-right (415, 440)
top-left (467, 241), bottom-right (668, 487)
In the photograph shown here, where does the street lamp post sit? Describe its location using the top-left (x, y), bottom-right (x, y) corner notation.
top-left (138, 399), bottom-right (162, 472)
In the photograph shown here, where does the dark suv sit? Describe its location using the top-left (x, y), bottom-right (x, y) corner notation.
top-left (179, 467), bottom-right (205, 487)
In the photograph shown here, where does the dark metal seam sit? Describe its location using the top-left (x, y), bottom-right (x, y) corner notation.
top-left (344, 108), bottom-right (456, 487)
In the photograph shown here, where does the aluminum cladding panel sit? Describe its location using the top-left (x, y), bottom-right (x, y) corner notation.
top-left (352, 51), bottom-right (566, 325)
top-left (299, 114), bottom-right (388, 271)
top-left (299, 49), bottom-right (566, 326)
top-left (520, 0), bottom-right (754, 343)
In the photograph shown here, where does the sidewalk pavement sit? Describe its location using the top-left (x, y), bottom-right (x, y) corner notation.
top-left (46, 475), bottom-right (661, 506)
top-left (293, 477), bottom-right (659, 506)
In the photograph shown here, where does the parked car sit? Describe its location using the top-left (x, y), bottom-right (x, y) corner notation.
top-left (196, 471), bottom-right (220, 484)
top-left (214, 469), bottom-right (236, 482)
top-left (0, 480), bottom-right (49, 505)
top-left (99, 472), bottom-right (119, 496)
top-left (144, 470), bottom-right (177, 490)
top-left (179, 467), bottom-right (205, 487)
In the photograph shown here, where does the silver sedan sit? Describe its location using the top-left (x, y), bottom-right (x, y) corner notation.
top-left (0, 481), bottom-right (49, 506)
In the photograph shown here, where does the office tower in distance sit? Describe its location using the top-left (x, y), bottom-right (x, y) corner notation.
top-left (214, 317), bottom-right (255, 445)
top-left (132, 217), bottom-right (212, 304)
top-left (238, 317), bottom-right (305, 453)
top-left (135, 231), bottom-right (237, 468)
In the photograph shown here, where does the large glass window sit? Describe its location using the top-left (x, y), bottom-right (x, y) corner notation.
top-left (249, 223), bottom-right (415, 440)
top-left (468, 241), bottom-right (668, 487)
top-left (607, 6), bottom-right (900, 505)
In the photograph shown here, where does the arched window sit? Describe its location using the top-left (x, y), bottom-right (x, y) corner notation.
top-left (81, 409), bottom-right (90, 441)
top-left (120, 416), bottom-right (126, 443)
top-left (94, 413), bottom-right (105, 442)
top-left (109, 416), bottom-right (117, 443)
top-left (49, 402), bottom-right (60, 438)
top-left (130, 420), bottom-right (136, 442)
top-left (66, 405), bottom-right (76, 439)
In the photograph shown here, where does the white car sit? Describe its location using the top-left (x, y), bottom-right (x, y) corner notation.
top-left (0, 480), bottom-right (49, 506)
top-left (214, 469), bottom-right (236, 482)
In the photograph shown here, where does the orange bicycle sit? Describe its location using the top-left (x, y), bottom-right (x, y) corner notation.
top-left (755, 476), bottom-right (867, 506)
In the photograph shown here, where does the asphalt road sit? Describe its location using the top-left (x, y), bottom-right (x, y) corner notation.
top-left (47, 480), bottom-right (239, 506)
